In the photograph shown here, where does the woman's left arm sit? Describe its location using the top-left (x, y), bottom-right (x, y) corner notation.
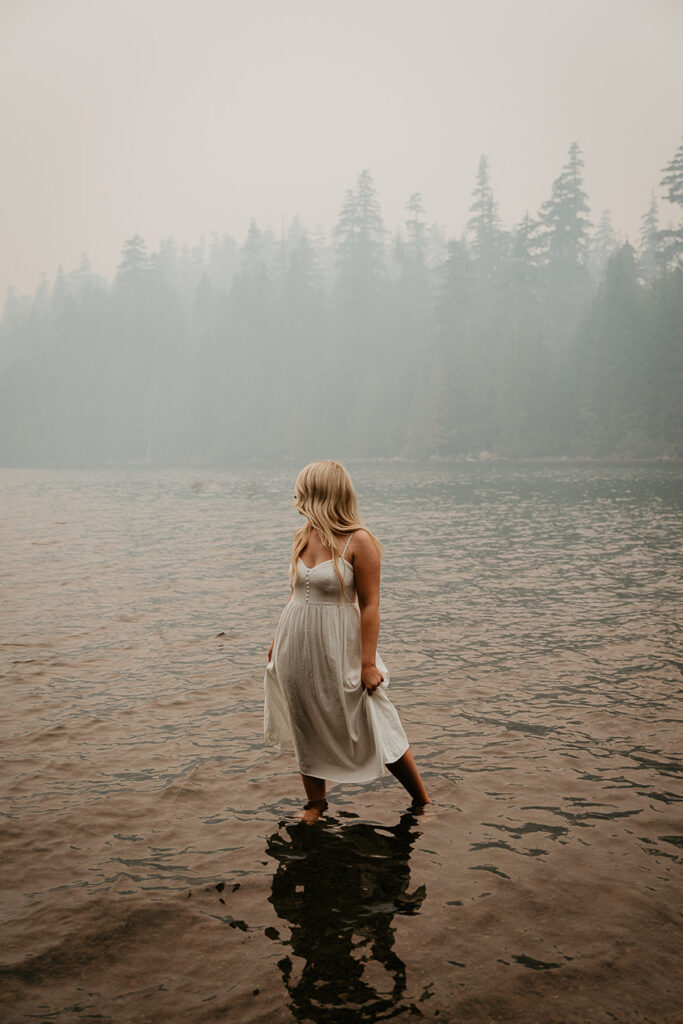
top-left (353, 531), bottom-right (384, 695)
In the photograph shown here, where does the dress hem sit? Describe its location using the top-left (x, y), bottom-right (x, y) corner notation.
top-left (264, 733), bottom-right (295, 753)
top-left (265, 738), bottom-right (411, 785)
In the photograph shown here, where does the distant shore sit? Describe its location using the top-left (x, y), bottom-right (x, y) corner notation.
top-left (0, 453), bottom-right (681, 470)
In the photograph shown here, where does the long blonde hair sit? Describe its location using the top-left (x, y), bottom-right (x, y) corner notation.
top-left (291, 460), bottom-right (384, 594)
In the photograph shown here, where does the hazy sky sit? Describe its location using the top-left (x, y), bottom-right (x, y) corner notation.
top-left (1, 0), bottom-right (682, 299)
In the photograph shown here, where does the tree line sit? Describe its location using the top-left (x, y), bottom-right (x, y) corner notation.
top-left (0, 140), bottom-right (681, 465)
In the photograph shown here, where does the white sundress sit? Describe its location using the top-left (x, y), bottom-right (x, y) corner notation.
top-left (263, 533), bottom-right (410, 783)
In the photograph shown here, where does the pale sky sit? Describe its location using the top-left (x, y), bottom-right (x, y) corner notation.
top-left (1, 0), bottom-right (682, 299)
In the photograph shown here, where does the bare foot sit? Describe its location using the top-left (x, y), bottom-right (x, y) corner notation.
top-left (296, 798), bottom-right (327, 825)
top-left (410, 798), bottom-right (435, 816)
top-left (386, 748), bottom-right (430, 806)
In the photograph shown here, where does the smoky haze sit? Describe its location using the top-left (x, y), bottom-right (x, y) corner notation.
top-left (0, 0), bottom-right (682, 464)
top-left (2, 0), bottom-right (682, 296)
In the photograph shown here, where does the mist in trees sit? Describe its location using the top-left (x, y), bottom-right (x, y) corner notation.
top-left (1, 140), bottom-right (681, 467)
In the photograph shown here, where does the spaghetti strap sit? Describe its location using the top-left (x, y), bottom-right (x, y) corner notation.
top-left (341, 533), bottom-right (353, 558)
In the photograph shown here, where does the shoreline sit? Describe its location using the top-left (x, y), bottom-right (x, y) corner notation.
top-left (0, 454), bottom-right (681, 470)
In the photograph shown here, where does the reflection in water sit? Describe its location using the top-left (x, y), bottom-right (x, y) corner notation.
top-left (265, 812), bottom-right (426, 1021)
top-left (3, 465), bottom-right (681, 1022)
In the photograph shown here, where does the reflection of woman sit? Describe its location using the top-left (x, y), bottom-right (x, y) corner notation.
top-left (264, 460), bottom-right (430, 822)
top-left (266, 813), bottom-right (426, 1019)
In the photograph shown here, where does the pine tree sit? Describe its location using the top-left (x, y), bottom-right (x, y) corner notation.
top-left (288, 227), bottom-right (324, 303)
top-left (333, 169), bottom-right (386, 292)
top-left (390, 193), bottom-right (432, 454)
top-left (404, 193), bottom-right (427, 275)
top-left (156, 237), bottom-right (178, 285)
top-left (539, 142), bottom-right (592, 267)
top-left (355, 168), bottom-right (385, 271)
top-left (425, 222), bottom-right (447, 270)
top-left (466, 155), bottom-right (503, 280)
top-left (658, 137), bottom-right (683, 268)
top-left (536, 142), bottom-right (594, 452)
top-left (588, 210), bottom-right (618, 285)
top-left (576, 242), bottom-right (650, 455)
top-left (395, 193), bottom-right (430, 304)
top-left (115, 235), bottom-right (148, 290)
top-left (331, 170), bottom-right (390, 453)
top-left (495, 213), bottom-right (549, 455)
top-left (241, 219), bottom-right (264, 277)
top-left (333, 189), bottom-right (357, 261)
top-left (68, 252), bottom-right (93, 293)
top-left (235, 219), bottom-right (271, 313)
top-left (207, 232), bottom-right (238, 293)
top-left (645, 266), bottom-right (683, 455)
top-left (638, 192), bottom-right (661, 285)
top-left (508, 213), bottom-right (544, 287)
top-left (422, 237), bottom-right (479, 456)
top-left (660, 137), bottom-right (683, 205)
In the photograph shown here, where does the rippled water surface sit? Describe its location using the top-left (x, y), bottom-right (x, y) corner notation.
top-left (1, 461), bottom-right (682, 1023)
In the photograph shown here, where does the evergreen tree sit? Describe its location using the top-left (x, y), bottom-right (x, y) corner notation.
top-left (68, 252), bottom-right (95, 294)
top-left (466, 155), bottom-right (503, 281)
top-left (114, 235), bottom-right (148, 290)
top-left (355, 168), bottom-right (386, 274)
top-left (495, 213), bottom-right (549, 455)
top-left (51, 265), bottom-right (67, 307)
top-left (0, 286), bottom-right (31, 373)
top-left (418, 236), bottom-right (478, 456)
top-left (588, 210), bottom-right (619, 285)
top-left (333, 169), bottom-right (386, 295)
top-left (660, 137), bottom-right (683, 205)
top-left (207, 231), bottom-right (238, 293)
top-left (645, 266), bottom-right (683, 455)
top-left (576, 242), bottom-right (650, 455)
top-left (658, 137), bottom-right (683, 268)
top-left (539, 142), bottom-right (592, 268)
top-left (508, 213), bottom-right (544, 284)
top-left (271, 221), bottom-right (330, 454)
top-left (109, 235), bottom-right (159, 461)
top-left (330, 170), bottom-right (390, 453)
top-left (242, 219), bottom-right (261, 269)
top-left (638, 192), bottom-right (661, 285)
top-left (395, 193), bottom-right (430, 309)
top-left (425, 221), bottom-right (447, 270)
top-left (333, 189), bottom-right (357, 260)
top-left (402, 193), bottom-right (428, 279)
top-left (390, 193), bottom-right (432, 454)
top-left (0, 155), bottom-right (678, 466)
top-left (536, 143), bottom-right (594, 447)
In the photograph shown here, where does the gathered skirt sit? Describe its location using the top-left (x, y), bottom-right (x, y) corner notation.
top-left (263, 599), bottom-right (409, 783)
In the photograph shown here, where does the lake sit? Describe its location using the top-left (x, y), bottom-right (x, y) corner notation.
top-left (1, 460), bottom-right (681, 1023)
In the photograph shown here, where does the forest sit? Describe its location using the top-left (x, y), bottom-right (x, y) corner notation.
top-left (1, 139), bottom-right (681, 466)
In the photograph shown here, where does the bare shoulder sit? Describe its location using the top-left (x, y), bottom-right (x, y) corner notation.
top-left (350, 527), bottom-right (373, 547)
top-left (349, 529), bottom-right (379, 561)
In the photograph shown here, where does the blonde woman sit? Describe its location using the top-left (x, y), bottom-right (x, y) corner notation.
top-left (264, 460), bottom-right (430, 822)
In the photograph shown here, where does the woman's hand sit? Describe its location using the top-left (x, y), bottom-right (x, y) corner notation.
top-left (361, 664), bottom-right (384, 695)
top-left (267, 639), bottom-right (274, 664)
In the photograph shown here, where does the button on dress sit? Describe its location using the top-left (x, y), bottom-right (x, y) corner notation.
top-left (263, 537), bottom-right (410, 782)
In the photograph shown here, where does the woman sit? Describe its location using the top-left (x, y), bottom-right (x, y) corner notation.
top-left (264, 460), bottom-right (430, 822)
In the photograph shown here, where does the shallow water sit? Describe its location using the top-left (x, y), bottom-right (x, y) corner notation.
top-left (1, 461), bottom-right (682, 1023)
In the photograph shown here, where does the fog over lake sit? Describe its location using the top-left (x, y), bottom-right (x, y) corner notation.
top-left (1, 2), bottom-right (682, 1022)
top-left (1, 1), bottom-right (682, 466)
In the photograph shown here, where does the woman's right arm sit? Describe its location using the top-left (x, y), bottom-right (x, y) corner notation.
top-left (267, 588), bottom-right (293, 663)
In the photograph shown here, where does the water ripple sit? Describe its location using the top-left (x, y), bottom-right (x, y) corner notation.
top-left (1, 462), bottom-right (681, 1023)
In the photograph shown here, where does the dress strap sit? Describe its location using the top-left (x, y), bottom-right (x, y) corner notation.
top-left (341, 533), bottom-right (353, 558)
